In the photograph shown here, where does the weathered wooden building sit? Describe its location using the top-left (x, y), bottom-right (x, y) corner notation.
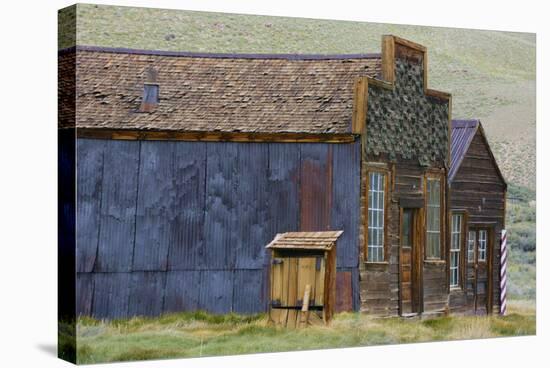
top-left (58, 35), bottom-right (505, 320)
top-left (59, 45), bottom-right (376, 320)
top-left (357, 37), bottom-right (452, 317)
top-left (448, 119), bottom-right (507, 315)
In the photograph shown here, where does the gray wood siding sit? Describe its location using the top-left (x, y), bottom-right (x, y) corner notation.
top-left (76, 139), bottom-right (361, 319)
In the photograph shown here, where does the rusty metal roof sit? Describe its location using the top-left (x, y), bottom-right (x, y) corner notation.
top-left (266, 231), bottom-right (343, 250)
top-left (449, 119), bottom-right (480, 182)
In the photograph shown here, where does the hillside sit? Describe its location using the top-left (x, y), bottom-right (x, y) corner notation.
top-left (59, 4), bottom-right (536, 189)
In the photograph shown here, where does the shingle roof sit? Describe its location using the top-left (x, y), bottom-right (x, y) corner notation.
top-left (265, 231), bottom-right (343, 250)
top-left (64, 46), bottom-right (381, 134)
top-left (449, 119), bottom-right (479, 181)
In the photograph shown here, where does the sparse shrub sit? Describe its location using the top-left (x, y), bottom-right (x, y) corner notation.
top-left (508, 222), bottom-right (536, 252)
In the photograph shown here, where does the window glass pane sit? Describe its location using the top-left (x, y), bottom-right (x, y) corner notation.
top-left (478, 230), bottom-right (487, 261)
top-left (451, 214), bottom-right (462, 250)
top-left (401, 210), bottom-right (411, 247)
top-left (426, 178), bottom-right (441, 258)
top-left (368, 172), bottom-right (385, 262)
top-left (368, 191), bottom-right (373, 211)
top-left (451, 254), bottom-right (459, 286)
top-left (467, 231), bottom-right (475, 262)
top-left (450, 214), bottom-right (462, 287)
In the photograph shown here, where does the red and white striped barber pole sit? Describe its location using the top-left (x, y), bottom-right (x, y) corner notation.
top-left (500, 229), bottom-right (508, 315)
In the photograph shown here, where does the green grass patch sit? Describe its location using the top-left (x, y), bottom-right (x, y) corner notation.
top-left (75, 301), bottom-right (535, 364)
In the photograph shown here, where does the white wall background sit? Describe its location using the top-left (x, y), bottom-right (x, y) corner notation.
top-left (0, 0), bottom-right (546, 367)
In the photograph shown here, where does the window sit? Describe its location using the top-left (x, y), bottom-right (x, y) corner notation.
top-left (478, 230), bottom-right (487, 261)
top-left (426, 178), bottom-right (441, 259)
top-left (140, 83), bottom-right (159, 111)
top-left (450, 214), bottom-right (462, 287)
top-left (401, 210), bottom-right (412, 248)
top-left (467, 231), bottom-right (476, 262)
top-left (143, 83), bottom-right (159, 104)
top-left (367, 172), bottom-right (385, 262)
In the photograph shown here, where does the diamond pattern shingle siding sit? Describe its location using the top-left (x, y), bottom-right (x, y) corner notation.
top-left (366, 58), bottom-right (449, 166)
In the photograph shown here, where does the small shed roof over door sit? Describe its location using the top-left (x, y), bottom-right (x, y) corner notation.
top-left (266, 231), bottom-right (343, 251)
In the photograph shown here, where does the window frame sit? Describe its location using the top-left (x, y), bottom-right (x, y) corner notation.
top-left (477, 229), bottom-right (488, 262)
top-left (467, 230), bottom-right (476, 264)
top-left (450, 211), bottom-right (467, 290)
top-left (424, 173), bottom-right (445, 261)
top-left (365, 167), bottom-right (390, 264)
top-left (140, 82), bottom-right (160, 112)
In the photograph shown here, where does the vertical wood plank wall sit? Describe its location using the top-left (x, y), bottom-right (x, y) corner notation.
top-left (359, 156), bottom-right (449, 315)
top-left (76, 138), bottom-right (361, 319)
top-left (449, 130), bottom-right (506, 314)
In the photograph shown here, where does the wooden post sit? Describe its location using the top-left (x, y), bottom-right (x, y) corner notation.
top-left (299, 284), bottom-right (311, 328)
top-left (352, 77), bottom-right (368, 134)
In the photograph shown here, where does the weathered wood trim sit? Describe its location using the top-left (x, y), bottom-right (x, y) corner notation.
top-left (424, 259), bottom-right (446, 264)
top-left (381, 35), bottom-right (396, 84)
top-left (352, 77), bottom-right (369, 134)
top-left (365, 161), bottom-right (391, 169)
top-left (366, 77), bottom-right (393, 90)
top-left (364, 166), bottom-right (391, 263)
top-left (75, 128), bottom-right (357, 143)
top-left (424, 171), bottom-right (446, 261)
top-left (398, 207), bottom-right (404, 314)
top-left (376, 35), bottom-right (451, 103)
top-left (425, 89), bottom-right (452, 100)
top-left (450, 209), bottom-right (469, 291)
top-left (415, 207), bottom-right (425, 313)
top-left (393, 36), bottom-right (427, 52)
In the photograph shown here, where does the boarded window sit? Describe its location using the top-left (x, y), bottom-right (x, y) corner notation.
top-left (426, 178), bottom-right (441, 259)
top-left (467, 231), bottom-right (476, 262)
top-left (450, 214), bottom-right (462, 287)
top-left (478, 230), bottom-right (487, 261)
top-left (368, 172), bottom-right (385, 262)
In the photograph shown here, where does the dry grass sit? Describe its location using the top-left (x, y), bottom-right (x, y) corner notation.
top-left (74, 300), bottom-right (535, 364)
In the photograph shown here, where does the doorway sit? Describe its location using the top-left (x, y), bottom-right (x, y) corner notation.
top-left (399, 208), bottom-right (423, 315)
top-left (467, 228), bottom-right (493, 315)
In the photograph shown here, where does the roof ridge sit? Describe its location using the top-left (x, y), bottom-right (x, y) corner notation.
top-left (451, 119), bottom-right (480, 129)
top-left (59, 45), bottom-right (382, 60)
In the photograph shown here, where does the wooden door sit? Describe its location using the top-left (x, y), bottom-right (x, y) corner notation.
top-left (468, 228), bottom-right (492, 315)
top-left (270, 254), bottom-right (326, 326)
top-left (400, 208), bottom-right (423, 315)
